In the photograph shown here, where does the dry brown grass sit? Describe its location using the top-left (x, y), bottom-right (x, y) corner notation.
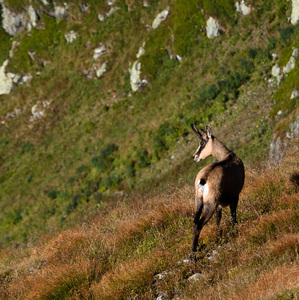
top-left (230, 265), bottom-right (299, 300)
top-left (0, 141), bottom-right (298, 299)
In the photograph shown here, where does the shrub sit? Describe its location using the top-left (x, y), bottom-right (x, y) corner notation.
top-left (47, 190), bottom-right (58, 200)
top-left (66, 194), bottom-right (81, 214)
top-left (91, 143), bottom-right (119, 172)
top-left (280, 26), bottom-right (294, 44)
top-left (136, 149), bottom-right (151, 169)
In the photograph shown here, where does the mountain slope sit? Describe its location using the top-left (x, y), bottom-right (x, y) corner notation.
top-left (0, 0), bottom-right (298, 297)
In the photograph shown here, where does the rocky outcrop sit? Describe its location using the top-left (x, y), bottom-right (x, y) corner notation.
top-left (0, 60), bottom-right (14, 95)
top-left (206, 17), bottom-right (223, 39)
top-left (0, 1), bottom-right (39, 35)
top-left (235, 1), bottom-right (251, 16)
top-left (129, 61), bottom-right (147, 92)
top-left (272, 48), bottom-right (298, 84)
top-left (1, 1), bottom-right (27, 35)
top-left (27, 5), bottom-right (38, 31)
top-left (291, 0), bottom-right (299, 25)
top-left (270, 112), bottom-right (299, 164)
top-left (271, 64), bottom-right (283, 84)
top-left (152, 8), bottom-right (169, 29)
top-left (283, 48), bottom-right (298, 74)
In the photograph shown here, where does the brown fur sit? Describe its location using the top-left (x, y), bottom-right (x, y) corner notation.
top-left (190, 125), bottom-right (245, 259)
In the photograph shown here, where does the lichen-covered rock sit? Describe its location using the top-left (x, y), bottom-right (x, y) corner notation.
top-left (271, 64), bottom-right (283, 84)
top-left (206, 17), bottom-right (223, 39)
top-left (283, 48), bottom-right (298, 74)
top-left (235, 1), bottom-right (251, 16)
top-left (152, 8), bottom-right (169, 29)
top-left (129, 61), bottom-right (147, 92)
top-left (291, 0), bottom-right (299, 25)
top-left (0, 60), bottom-right (13, 95)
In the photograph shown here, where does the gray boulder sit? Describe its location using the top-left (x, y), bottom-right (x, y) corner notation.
top-left (0, 60), bottom-right (13, 95)
top-left (152, 8), bottom-right (169, 29)
top-left (206, 17), bottom-right (223, 39)
top-left (291, 0), bottom-right (299, 25)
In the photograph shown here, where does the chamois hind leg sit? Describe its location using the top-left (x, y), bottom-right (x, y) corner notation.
top-left (230, 197), bottom-right (239, 234)
top-left (192, 200), bottom-right (217, 256)
top-left (216, 205), bottom-right (223, 239)
top-left (191, 196), bottom-right (203, 254)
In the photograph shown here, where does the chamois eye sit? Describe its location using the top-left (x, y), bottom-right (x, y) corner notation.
top-left (200, 140), bottom-right (206, 146)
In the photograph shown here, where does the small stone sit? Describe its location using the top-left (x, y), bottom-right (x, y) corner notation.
top-left (136, 42), bottom-right (145, 58)
top-left (98, 14), bottom-right (105, 22)
top-left (188, 273), bottom-right (202, 282)
top-left (106, 7), bottom-right (120, 17)
top-left (65, 30), bottom-right (77, 43)
top-left (95, 62), bottom-right (107, 78)
top-left (93, 45), bottom-right (106, 60)
top-left (235, 1), bottom-right (251, 16)
top-left (80, 4), bottom-right (89, 12)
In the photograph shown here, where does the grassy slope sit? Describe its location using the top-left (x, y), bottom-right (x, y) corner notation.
top-left (0, 0), bottom-right (298, 298)
top-left (0, 139), bottom-right (298, 299)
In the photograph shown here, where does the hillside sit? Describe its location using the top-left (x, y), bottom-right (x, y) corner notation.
top-left (0, 0), bottom-right (298, 298)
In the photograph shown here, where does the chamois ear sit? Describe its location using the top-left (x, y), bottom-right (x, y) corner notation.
top-left (206, 125), bottom-right (212, 139)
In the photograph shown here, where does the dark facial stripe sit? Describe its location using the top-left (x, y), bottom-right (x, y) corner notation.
top-left (196, 139), bottom-right (207, 156)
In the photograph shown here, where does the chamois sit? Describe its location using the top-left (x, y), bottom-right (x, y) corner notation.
top-left (190, 123), bottom-right (245, 260)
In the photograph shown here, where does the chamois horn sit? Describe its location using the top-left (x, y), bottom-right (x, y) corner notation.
top-left (191, 121), bottom-right (202, 139)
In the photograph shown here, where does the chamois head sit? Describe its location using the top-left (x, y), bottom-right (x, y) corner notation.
top-left (191, 122), bottom-right (213, 162)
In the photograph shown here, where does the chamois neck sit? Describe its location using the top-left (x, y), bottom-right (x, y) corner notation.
top-left (212, 138), bottom-right (231, 161)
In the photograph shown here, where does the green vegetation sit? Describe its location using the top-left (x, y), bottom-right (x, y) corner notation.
top-left (0, 0), bottom-right (298, 298)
